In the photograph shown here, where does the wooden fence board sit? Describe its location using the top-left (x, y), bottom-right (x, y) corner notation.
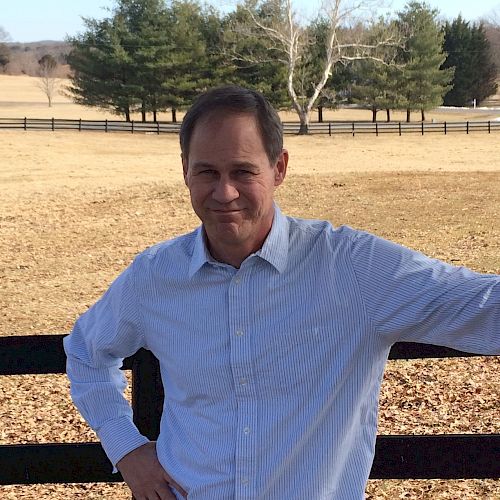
top-left (1, 336), bottom-right (498, 485)
top-left (1, 117), bottom-right (499, 135)
top-left (1, 434), bottom-right (498, 485)
top-left (0, 335), bottom-right (487, 376)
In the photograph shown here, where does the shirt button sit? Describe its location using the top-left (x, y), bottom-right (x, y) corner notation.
top-left (239, 378), bottom-right (248, 386)
top-left (236, 330), bottom-right (244, 337)
top-left (243, 427), bottom-right (250, 434)
top-left (234, 277), bottom-right (241, 284)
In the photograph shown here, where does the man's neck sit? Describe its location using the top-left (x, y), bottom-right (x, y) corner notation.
top-left (207, 241), bottom-right (257, 269)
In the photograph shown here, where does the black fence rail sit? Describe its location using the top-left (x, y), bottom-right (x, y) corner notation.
top-left (0, 117), bottom-right (180, 134)
top-left (0, 334), bottom-right (499, 488)
top-left (1, 117), bottom-right (500, 135)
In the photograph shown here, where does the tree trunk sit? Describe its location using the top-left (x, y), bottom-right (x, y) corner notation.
top-left (141, 100), bottom-right (146, 122)
top-left (406, 109), bottom-right (411, 123)
top-left (372, 107), bottom-right (377, 123)
top-left (125, 107), bottom-right (131, 122)
top-left (153, 109), bottom-right (158, 122)
top-left (421, 108), bottom-right (425, 121)
top-left (386, 109), bottom-right (391, 122)
top-left (172, 108), bottom-right (177, 123)
top-left (318, 106), bottom-right (323, 123)
top-left (298, 110), bottom-right (310, 134)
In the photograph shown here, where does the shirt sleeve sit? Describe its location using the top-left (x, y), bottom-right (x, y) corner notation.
top-left (347, 229), bottom-right (500, 354)
top-left (63, 259), bottom-right (150, 470)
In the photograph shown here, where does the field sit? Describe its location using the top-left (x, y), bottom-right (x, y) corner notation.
top-left (0, 75), bottom-right (499, 499)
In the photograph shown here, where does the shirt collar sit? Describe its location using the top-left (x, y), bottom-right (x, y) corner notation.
top-left (188, 204), bottom-right (289, 277)
top-left (255, 204), bottom-right (289, 274)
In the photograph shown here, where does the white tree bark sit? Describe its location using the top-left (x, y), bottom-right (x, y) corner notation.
top-left (238, 0), bottom-right (400, 133)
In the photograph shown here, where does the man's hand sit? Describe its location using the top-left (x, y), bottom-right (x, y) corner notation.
top-left (117, 441), bottom-right (188, 499)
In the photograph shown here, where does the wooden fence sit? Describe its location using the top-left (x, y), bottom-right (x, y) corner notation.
top-left (0, 334), bottom-right (499, 488)
top-left (1, 117), bottom-right (500, 135)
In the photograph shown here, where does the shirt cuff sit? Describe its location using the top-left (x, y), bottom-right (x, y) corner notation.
top-left (96, 415), bottom-right (150, 471)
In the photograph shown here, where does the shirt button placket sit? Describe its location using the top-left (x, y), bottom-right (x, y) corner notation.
top-left (229, 270), bottom-right (257, 499)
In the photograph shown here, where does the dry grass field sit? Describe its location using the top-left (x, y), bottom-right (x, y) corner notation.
top-left (0, 75), bottom-right (499, 499)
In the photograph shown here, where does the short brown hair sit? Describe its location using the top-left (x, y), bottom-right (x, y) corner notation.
top-left (180, 85), bottom-right (283, 163)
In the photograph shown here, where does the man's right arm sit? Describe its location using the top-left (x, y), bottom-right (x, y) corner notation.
top-left (64, 263), bottom-right (150, 469)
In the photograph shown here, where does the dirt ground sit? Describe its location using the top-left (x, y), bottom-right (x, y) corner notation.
top-left (0, 75), bottom-right (499, 499)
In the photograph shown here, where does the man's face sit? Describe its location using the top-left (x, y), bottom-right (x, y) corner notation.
top-left (183, 112), bottom-right (287, 262)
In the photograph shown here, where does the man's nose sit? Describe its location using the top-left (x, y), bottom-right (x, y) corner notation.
top-left (212, 178), bottom-right (239, 203)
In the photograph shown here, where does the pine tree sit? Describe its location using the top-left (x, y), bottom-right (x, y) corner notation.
top-left (396, 2), bottom-right (453, 122)
top-left (349, 19), bottom-right (403, 122)
top-left (442, 17), bottom-right (498, 106)
top-left (67, 16), bottom-right (140, 121)
top-left (67, 0), bottom-right (214, 122)
top-left (351, 60), bottom-right (403, 122)
top-left (159, 0), bottom-right (213, 122)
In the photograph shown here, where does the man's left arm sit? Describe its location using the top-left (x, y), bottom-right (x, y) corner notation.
top-left (348, 230), bottom-right (499, 353)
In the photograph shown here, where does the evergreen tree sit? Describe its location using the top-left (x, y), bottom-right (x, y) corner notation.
top-left (159, 1), bottom-right (214, 122)
top-left (351, 60), bottom-right (403, 122)
top-left (349, 19), bottom-right (403, 122)
top-left (67, 0), bottom-right (213, 121)
top-left (113, 0), bottom-right (172, 121)
top-left (396, 2), bottom-right (453, 121)
top-left (67, 16), bottom-right (140, 121)
top-left (442, 17), bottom-right (498, 106)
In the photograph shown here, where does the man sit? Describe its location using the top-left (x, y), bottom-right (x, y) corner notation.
top-left (64, 85), bottom-right (499, 500)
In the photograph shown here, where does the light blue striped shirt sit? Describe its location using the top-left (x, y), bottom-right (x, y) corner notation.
top-left (64, 206), bottom-right (499, 499)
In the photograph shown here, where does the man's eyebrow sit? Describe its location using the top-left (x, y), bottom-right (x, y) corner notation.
top-left (232, 161), bottom-right (259, 170)
top-left (190, 161), bottom-right (214, 171)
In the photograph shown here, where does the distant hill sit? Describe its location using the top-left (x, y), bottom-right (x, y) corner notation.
top-left (3, 41), bottom-right (71, 77)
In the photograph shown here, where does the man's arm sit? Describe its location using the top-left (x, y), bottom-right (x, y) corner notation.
top-left (347, 229), bottom-right (500, 351)
top-left (64, 261), bottom-right (187, 497)
top-left (64, 264), bottom-right (149, 466)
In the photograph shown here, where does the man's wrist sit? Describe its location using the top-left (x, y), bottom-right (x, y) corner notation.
top-left (96, 415), bottom-right (150, 470)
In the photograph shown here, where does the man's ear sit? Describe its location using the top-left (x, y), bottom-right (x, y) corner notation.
top-left (182, 154), bottom-right (189, 184)
top-left (274, 149), bottom-right (288, 187)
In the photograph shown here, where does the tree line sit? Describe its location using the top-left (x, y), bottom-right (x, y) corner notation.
top-left (46, 1), bottom-right (500, 131)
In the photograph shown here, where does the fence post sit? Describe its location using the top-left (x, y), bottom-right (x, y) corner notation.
top-left (131, 349), bottom-right (163, 500)
top-left (398, 122), bottom-right (401, 136)
top-left (24, 117), bottom-right (27, 131)
top-left (51, 118), bottom-right (55, 132)
top-left (444, 122), bottom-right (447, 135)
top-left (131, 120), bottom-right (134, 134)
top-left (132, 349), bottom-right (163, 440)
top-left (421, 121), bottom-right (424, 136)
top-left (466, 121), bottom-right (469, 134)
top-left (157, 122), bottom-right (160, 135)
top-left (488, 121), bottom-right (491, 134)
top-left (375, 122), bottom-right (378, 137)
top-left (352, 122), bottom-right (355, 137)
top-left (328, 122), bottom-right (331, 136)
top-left (105, 119), bottom-right (108, 133)
top-left (79, 118), bottom-right (82, 132)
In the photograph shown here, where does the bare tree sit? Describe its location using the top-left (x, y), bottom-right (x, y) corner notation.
top-left (482, 8), bottom-right (500, 76)
top-left (36, 54), bottom-right (59, 107)
top-left (233, 0), bottom-right (401, 133)
top-left (0, 26), bottom-right (11, 71)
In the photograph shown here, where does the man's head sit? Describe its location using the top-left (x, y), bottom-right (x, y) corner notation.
top-left (180, 86), bottom-right (288, 267)
top-left (180, 85), bottom-right (284, 164)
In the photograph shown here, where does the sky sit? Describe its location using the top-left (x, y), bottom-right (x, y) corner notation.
top-left (1, 0), bottom-right (500, 43)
